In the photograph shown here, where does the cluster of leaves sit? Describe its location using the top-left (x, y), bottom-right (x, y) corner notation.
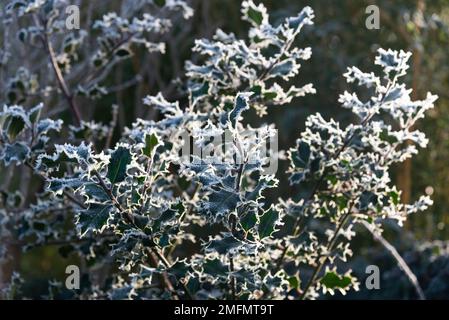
top-left (0, 1), bottom-right (437, 300)
top-left (2, 0), bottom-right (192, 118)
top-left (281, 48), bottom-right (436, 299)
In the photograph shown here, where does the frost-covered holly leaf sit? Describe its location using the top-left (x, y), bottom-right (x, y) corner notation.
top-left (108, 146), bottom-right (131, 184)
top-left (241, 0), bottom-right (268, 27)
top-left (263, 273), bottom-right (287, 291)
top-left (142, 133), bottom-right (161, 158)
top-left (0, 142), bottom-right (30, 165)
top-left (375, 48), bottom-right (412, 77)
top-left (6, 115), bottom-right (26, 139)
top-left (0, 105), bottom-right (30, 140)
top-left (189, 82), bottom-right (210, 106)
top-left (290, 141), bottom-right (310, 169)
top-left (83, 183), bottom-right (110, 202)
top-left (202, 257), bottom-right (228, 280)
top-left (206, 233), bottom-right (256, 255)
top-left (48, 178), bottom-right (85, 195)
top-left (36, 143), bottom-right (92, 171)
top-left (202, 187), bottom-right (241, 221)
top-left (269, 59), bottom-right (297, 79)
top-left (76, 203), bottom-right (114, 237)
top-left (358, 191), bottom-right (378, 211)
top-left (229, 93), bottom-right (251, 127)
top-left (258, 205), bottom-right (282, 239)
top-left (36, 118), bottom-right (63, 136)
top-left (153, 0), bottom-right (166, 7)
top-left (286, 6), bottom-right (315, 31)
top-left (205, 235), bottom-right (239, 256)
top-left (319, 267), bottom-right (358, 295)
top-left (240, 209), bottom-right (257, 232)
top-left (197, 171), bottom-right (221, 187)
top-left (288, 140), bottom-right (313, 184)
top-left (28, 103), bottom-right (43, 124)
top-left (151, 201), bottom-right (185, 233)
top-left (246, 175), bottom-right (278, 201)
top-left (143, 93), bottom-right (181, 115)
top-left (108, 286), bottom-right (134, 300)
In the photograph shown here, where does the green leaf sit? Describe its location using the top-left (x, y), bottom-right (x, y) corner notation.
top-left (358, 191), bottom-right (378, 211)
top-left (190, 82), bottom-right (209, 105)
top-left (1, 142), bottom-right (30, 165)
top-left (245, 5), bottom-right (265, 26)
top-left (288, 276), bottom-right (300, 289)
top-left (240, 210), bottom-right (257, 232)
top-left (84, 183), bottom-right (110, 202)
top-left (291, 141), bottom-right (310, 168)
top-left (287, 7), bottom-right (314, 31)
top-left (204, 188), bottom-right (240, 220)
top-left (158, 233), bottom-right (171, 247)
top-left (379, 129), bottom-right (398, 144)
top-left (320, 270), bottom-right (352, 291)
top-left (270, 59), bottom-right (295, 77)
top-left (7, 116), bottom-right (26, 140)
top-left (229, 93), bottom-right (251, 127)
top-left (28, 104), bottom-right (43, 124)
top-left (153, 0), bottom-right (166, 7)
top-left (258, 206), bottom-right (282, 239)
top-left (263, 91), bottom-right (278, 100)
top-left (203, 258), bottom-right (228, 279)
top-left (142, 133), bottom-right (160, 158)
top-left (206, 233), bottom-right (247, 255)
top-left (246, 175), bottom-right (278, 201)
top-left (250, 85), bottom-right (262, 96)
top-left (48, 178), bottom-right (85, 195)
top-left (388, 190), bottom-right (400, 205)
top-left (107, 147), bottom-right (131, 184)
top-left (77, 204), bottom-right (113, 236)
top-left (336, 195), bottom-right (349, 211)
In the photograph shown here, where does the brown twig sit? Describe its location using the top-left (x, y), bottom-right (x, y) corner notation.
top-left (150, 246), bottom-right (194, 300)
top-left (37, 15), bottom-right (82, 126)
top-left (299, 206), bottom-right (353, 299)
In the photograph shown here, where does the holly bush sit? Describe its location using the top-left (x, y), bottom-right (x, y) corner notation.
top-left (0, 0), bottom-right (437, 300)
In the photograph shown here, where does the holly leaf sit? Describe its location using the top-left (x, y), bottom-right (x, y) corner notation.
top-left (203, 187), bottom-right (241, 221)
top-left (77, 203), bottom-right (114, 237)
top-left (142, 133), bottom-right (161, 158)
top-left (206, 233), bottom-right (251, 255)
top-left (319, 267), bottom-right (357, 295)
top-left (153, 0), bottom-right (166, 7)
top-left (84, 183), bottom-right (110, 202)
top-left (1, 142), bottom-right (30, 165)
top-left (6, 115), bottom-right (26, 140)
top-left (108, 147), bottom-right (131, 184)
top-left (240, 209), bottom-right (257, 232)
top-left (242, 1), bottom-right (268, 27)
top-left (229, 92), bottom-right (252, 127)
top-left (48, 178), bottom-right (85, 195)
top-left (258, 205), bottom-right (282, 239)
